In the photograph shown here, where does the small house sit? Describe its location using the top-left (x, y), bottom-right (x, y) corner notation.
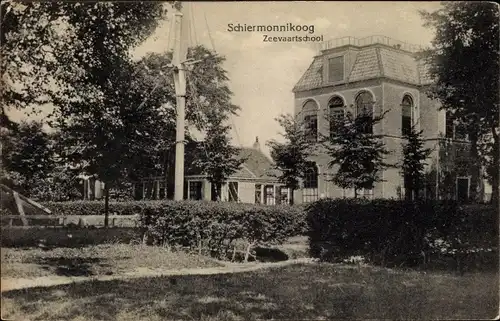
top-left (185, 137), bottom-right (291, 205)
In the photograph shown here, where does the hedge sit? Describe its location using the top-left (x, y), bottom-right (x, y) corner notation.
top-left (41, 200), bottom-right (307, 261)
top-left (140, 201), bottom-right (306, 261)
top-left (306, 199), bottom-right (498, 269)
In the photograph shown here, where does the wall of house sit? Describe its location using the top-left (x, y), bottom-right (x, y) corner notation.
top-left (83, 178), bottom-right (104, 200)
top-left (185, 178), bottom-right (286, 204)
top-left (238, 181), bottom-right (256, 203)
top-left (419, 89), bottom-right (444, 139)
top-left (294, 80), bottom-right (385, 201)
top-left (294, 79), bottom-right (384, 137)
top-left (203, 180), bottom-right (211, 200)
top-left (380, 82), bottom-right (422, 199)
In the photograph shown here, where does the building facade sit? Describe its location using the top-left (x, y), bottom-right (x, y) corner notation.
top-left (292, 36), bottom-right (489, 203)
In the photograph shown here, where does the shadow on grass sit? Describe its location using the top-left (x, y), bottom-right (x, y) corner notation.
top-left (2, 264), bottom-right (498, 321)
top-left (35, 257), bottom-right (112, 277)
top-left (254, 247), bottom-right (289, 262)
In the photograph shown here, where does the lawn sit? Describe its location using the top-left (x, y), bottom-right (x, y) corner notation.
top-left (2, 263), bottom-right (498, 320)
top-left (1, 244), bottom-right (223, 279)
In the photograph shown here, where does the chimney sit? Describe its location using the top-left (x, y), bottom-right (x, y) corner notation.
top-left (253, 136), bottom-right (260, 150)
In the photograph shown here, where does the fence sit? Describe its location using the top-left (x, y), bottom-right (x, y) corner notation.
top-left (1, 214), bottom-right (141, 228)
top-left (316, 35), bottom-right (424, 53)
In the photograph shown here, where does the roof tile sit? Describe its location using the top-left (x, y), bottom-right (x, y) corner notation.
top-left (348, 48), bottom-right (381, 82)
top-left (379, 48), bottom-right (419, 84)
top-left (293, 57), bottom-right (323, 92)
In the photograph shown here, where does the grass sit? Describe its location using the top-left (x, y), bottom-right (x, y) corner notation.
top-left (1, 244), bottom-right (223, 279)
top-left (2, 263), bottom-right (498, 320)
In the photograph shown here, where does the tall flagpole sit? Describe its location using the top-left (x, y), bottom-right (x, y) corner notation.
top-left (172, 6), bottom-right (189, 200)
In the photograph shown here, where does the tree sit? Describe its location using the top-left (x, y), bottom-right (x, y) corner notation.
top-left (3, 3), bottom-right (240, 214)
top-left (38, 4), bottom-right (170, 226)
top-left (1, 120), bottom-right (55, 197)
top-left (401, 125), bottom-right (432, 200)
top-left (267, 114), bottom-right (312, 205)
top-left (53, 57), bottom-right (174, 226)
top-left (192, 110), bottom-right (243, 201)
top-left (123, 46), bottom-right (241, 198)
top-left (1, 2), bottom-right (168, 110)
top-left (420, 2), bottom-right (499, 205)
top-left (325, 111), bottom-right (391, 198)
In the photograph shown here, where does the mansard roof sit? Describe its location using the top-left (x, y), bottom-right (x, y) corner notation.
top-left (293, 36), bottom-right (433, 92)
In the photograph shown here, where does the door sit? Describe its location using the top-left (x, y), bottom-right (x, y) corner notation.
top-left (456, 177), bottom-right (469, 203)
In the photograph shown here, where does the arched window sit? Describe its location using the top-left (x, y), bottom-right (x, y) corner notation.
top-left (302, 162), bottom-right (318, 203)
top-left (329, 96), bottom-right (345, 138)
top-left (302, 100), bottom-right (318, 142)
top-left (401, 95), bottom-right (413, 136)
top-left (355, 91), bottom-right (374, 134)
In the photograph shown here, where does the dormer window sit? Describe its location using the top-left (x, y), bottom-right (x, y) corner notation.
top-left (328, 56), bottom-right (344, 83)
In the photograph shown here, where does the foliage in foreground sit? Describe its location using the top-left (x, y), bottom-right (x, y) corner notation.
top-left (324, 111), bottom-right (392, 198)
top-left (420, 2), bottom-right (499, 204)
top-left (267, 113), bottom-right (313, 205)
top-left (38, 198), bottom-right (497, 269)
top-left (400, 125), bottom-right (432, 200)
top-left (306, 198), bottom-right (498, 271)
top-left (41, 200), bottom-right (306, 261)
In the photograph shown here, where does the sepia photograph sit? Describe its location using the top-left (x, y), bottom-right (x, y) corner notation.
top-left (1, 1), bottom-right (499, 320)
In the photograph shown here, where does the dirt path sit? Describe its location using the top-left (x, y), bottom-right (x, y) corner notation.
top-left (1, 258), bottom-right (315, 292)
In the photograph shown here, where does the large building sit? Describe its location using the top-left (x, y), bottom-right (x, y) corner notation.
top-left (292, 35), bottom-right (490, 203)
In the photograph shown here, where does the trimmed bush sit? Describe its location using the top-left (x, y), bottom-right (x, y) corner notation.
top-left (41, 200), bottom-right (306, 261)
top-left (140, 201), bottom-right (306, 261)
top-left (306, 198), bottom-right (496, 269)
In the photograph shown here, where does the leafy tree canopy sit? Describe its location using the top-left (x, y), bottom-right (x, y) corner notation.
top-left (420, 1), bottom-right (499, 204)
top-left (325, 111), bottom-right (391, 197)
top-left (267, 113), bottom-right (312, 203)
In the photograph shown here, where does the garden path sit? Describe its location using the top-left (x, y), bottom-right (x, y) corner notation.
top-left (1, 258), bottom-right (316, 292)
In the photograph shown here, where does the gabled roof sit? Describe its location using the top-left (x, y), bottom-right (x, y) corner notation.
top-left (293, 39), bottom-right (433, 92)
top-left (186, 145), bottom-right (280, 181)
top-left (236, 147), bottom-right (280, 179)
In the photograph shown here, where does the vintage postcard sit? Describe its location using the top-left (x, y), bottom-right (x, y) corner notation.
top-left (1, 1), bottom-right (499, 320)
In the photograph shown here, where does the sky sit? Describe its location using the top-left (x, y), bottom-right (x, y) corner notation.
top-left (8, 1), bottom-right (442, 157)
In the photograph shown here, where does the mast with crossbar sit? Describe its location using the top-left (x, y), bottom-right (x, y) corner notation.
top-left (171, 3), bottom-right (203, 200)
